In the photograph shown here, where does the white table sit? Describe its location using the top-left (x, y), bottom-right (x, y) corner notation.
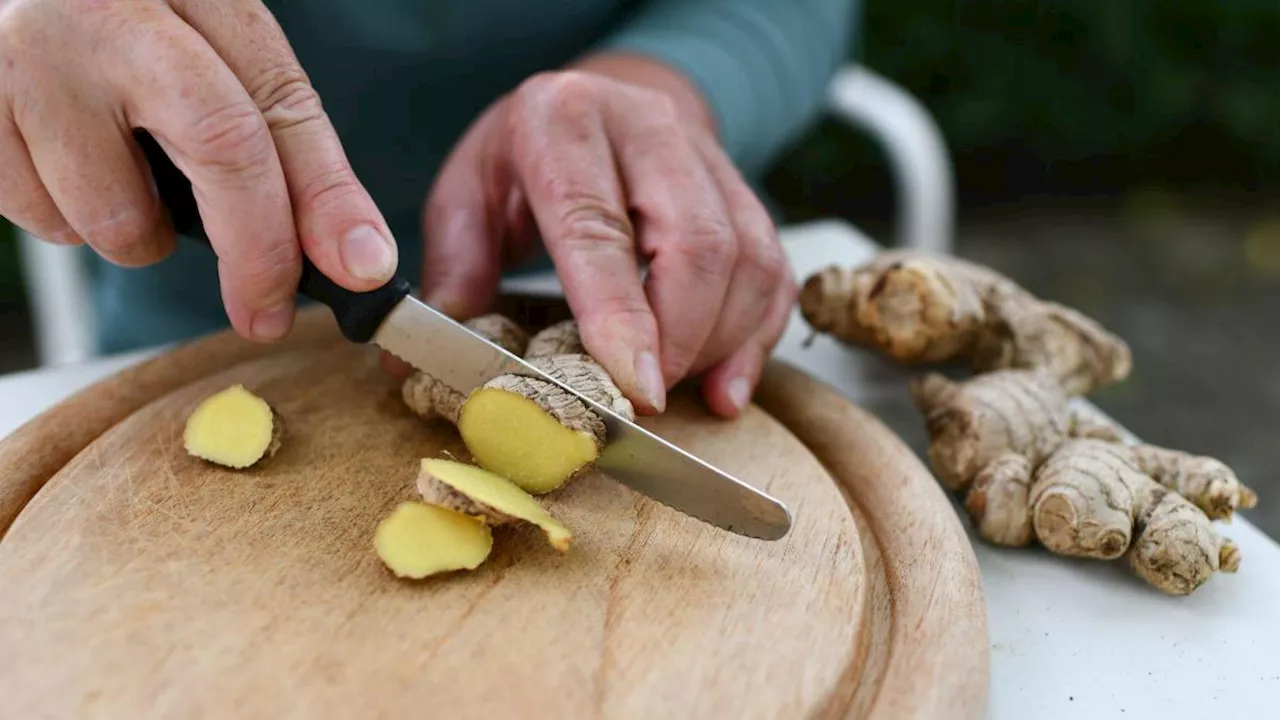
top-left (4, 220), bottom-right (1278, 718)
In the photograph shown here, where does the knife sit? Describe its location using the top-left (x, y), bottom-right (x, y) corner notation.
top-left (133, 131), bottom-right (792, 541)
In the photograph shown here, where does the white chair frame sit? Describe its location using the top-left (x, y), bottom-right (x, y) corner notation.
top-left (16, 65), bottom-right (955, 368)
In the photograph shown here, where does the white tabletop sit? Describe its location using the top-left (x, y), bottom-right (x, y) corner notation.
top-left (3, 220), bottom-right (1278, 718)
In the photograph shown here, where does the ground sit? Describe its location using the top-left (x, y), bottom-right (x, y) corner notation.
top-left (2, 195), bottom-right (1277, 540)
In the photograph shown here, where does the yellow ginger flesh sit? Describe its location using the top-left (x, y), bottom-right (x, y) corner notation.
top-left (457, 387), bottom-right (600, 494)
top-left (418, 458), bottom-right (573, 551)
top-left (374, 501), bottom-right (493, 579)
top-left (183, 384), bottom-right (281, 469)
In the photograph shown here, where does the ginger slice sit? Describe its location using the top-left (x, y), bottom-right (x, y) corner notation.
top-left (183, 384), bottom-right (283, 469)
top-left (402, 316), bottom-right (630, 495)
top-left (374, 501), bottom-right (493, 579)
top-left (457, 385), bottom-right (601, 494)
top-left (417, 457), bottom-right (572, 551)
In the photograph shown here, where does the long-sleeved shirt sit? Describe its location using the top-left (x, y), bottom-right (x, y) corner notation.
top-left (87, 0), bottom-right (860, 354)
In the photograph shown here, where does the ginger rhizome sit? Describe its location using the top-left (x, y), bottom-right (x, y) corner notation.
top-left (403, 317), bottom-right (631, 494)
top-left (799, 250), bottom-right (1133, 395)
top-left (183, 384), bottom-right (283, 469)
top-left (383, 315), bottom-right (633, 580)
top-left (911, 369), bottom-right (1254, 595)
top-left (401, 314), bottom-right (530, 424)
top-left (374, 501), bottom-right (494, 579)
top-left (416, 457), bottom-right (572, 551)
top-left (801, 250), bottom-right (1256, 595)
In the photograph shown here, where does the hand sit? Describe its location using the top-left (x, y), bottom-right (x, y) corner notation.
top-left (0, 0), bottom-right (398, 342)
top-left (417, 55), bottom-right (797, 418)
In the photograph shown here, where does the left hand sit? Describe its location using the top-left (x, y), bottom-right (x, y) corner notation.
top-left (408, 54), bottom-right (796, 419)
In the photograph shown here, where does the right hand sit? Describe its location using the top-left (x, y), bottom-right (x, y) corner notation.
top-left (0, 0), bottom-right (398, 342)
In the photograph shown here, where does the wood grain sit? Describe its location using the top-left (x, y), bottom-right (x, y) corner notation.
top-left (0, 310), bottom-right (342, 537)
top-left (0, 308), bottom-right (988, 719)
top-left (755, 361), bottom-right (991, 719)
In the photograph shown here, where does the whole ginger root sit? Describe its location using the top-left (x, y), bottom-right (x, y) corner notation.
top-left (911, 369), bottom-right (1255, 595)
top-left (401, 317), bottom-right (632, 495)
top-left (799, 250), bottom-right (1133, 395)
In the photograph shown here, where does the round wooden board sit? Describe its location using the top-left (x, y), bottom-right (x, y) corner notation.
top-left (0, 308), bottom-right (988, 719)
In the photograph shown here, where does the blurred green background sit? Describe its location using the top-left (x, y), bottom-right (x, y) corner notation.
top-left (765, 0), bottom-right (1280, 222)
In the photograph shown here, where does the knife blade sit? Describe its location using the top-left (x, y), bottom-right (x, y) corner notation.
top-left (134, 131), bottom-right (793, 541)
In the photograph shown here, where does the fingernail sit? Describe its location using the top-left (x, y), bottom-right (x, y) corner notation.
top-left (634, 351), bottom-right (666, 412)
top-left (251, 302), bottom-right (293, 341)
top-left (727, 377), bottom-right (752, 412)
top-left (340, 224), bottom-right (397, 281)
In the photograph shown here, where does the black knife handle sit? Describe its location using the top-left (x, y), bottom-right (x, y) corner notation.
top-left (134, 130), bottom-right (410, 344)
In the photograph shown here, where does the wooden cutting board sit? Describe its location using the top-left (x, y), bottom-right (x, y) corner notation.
top-left (0, 305), bottom-right (988, 720)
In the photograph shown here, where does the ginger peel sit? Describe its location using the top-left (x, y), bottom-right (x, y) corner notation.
top-left (183, 384), bottom-right (284, 469)
top-left (381, 315), bottom-right (634, 580)
top-left (402, 317), bottom-right (631, 494)
top-left (416, 457), bottom-right (572, 551)
top-left (912, 369), bottom-right (1254, 595)
top-left (401, 314), bottom-right (530, 424)
top-left (799, 250), bottom-right (1132, 395)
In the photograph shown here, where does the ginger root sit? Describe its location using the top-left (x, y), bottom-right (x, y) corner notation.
top-left (402, 314), bottom-right (530, 424)
top-left (374, 501), bottom-right (493, 579)
top-left (416, 457), bottom-right (572, 551)
top-left (183, 384), bottom-right (283, 469)
top-left (912, 369), bottom-right (1254, 595)
top-left (403, 318), bottom-right (631, 495)
top-left (799, 250), bottom-right (1132, 395)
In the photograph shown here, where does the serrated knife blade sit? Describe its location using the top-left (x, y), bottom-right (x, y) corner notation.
top-left (373, 295), bottom-right (793, 541)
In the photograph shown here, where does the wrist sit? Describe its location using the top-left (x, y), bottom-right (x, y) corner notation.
top-left (569, 52), bottom-right (718, 137)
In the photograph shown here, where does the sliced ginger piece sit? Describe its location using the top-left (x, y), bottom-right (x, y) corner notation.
top-left (417, 457), bottom-right (573, 551)
top-left (458, 384), bottom-right (601, 494)
top-left (183, 384), bottom-right (283, 469)
top-left (374, 501), bottom-right (493, 579)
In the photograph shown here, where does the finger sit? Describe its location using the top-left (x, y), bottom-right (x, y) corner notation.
top-left (605, 91), bottom-right (736, 387)
top-left (169, 0), bottom-right (398, 291)
top-left (0, 111), bottom-right (79, 245)
top-left (682, 136), bottom-right (788, 376)
top-left (699, 272), bottom-right (798, 419)
top-left (509, 73), bottom-right (665, 413)
top-left (107, 4), bottom-right (299, 341)
top-left (18, 83), bottom-right (172, 266)
top-left (420, 102), bottom-right (508, 320)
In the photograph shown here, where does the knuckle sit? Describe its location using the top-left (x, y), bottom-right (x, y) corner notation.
top-left (523, 70), bottom-right (594, 103)
top-left (83, 209), bottom-right (163, 265)
top-left (741, 229), bottom-right (787, 280)
top-left (231, 239), bottom-right (300, 303)
top-left (188, 103), bottom-right (274, 177)
top-left (552, 185), bottom-right (633, 249)
top-left (671, 213), bottom-right (736, 274)
top-left (663, 332), bottom-right (704, 374)
top-left (297, 162), bottom-right (361, 209)
top-left (647, 92), bottom-right (680, 125)
top-left (248, 65), bottom-right (325, 130)
top-left (515, 70), bottom-right (599, 118)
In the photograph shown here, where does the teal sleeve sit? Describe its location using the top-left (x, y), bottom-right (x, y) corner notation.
top-left (597, 0), bottom-right (860, 179)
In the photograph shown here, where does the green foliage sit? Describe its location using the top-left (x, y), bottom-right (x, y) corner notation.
top-left (869, 1), bottom-right (1279, 171)
top-left (768, 0), bottom-right (1280, 218)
